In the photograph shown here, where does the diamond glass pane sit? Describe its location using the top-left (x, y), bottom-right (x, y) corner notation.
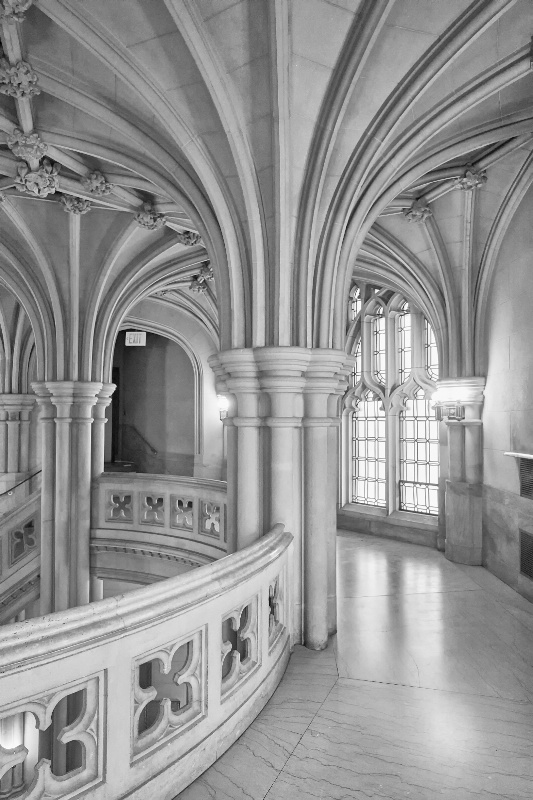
top-left (398, 308), bottom-right (412, 384)
top-left (399, 389), bottom-right (439, 514)
top-left (373, 309), bottom-right (386, 384)
top-left (425, 319), bottom-right (439, 381)
top-left (352, 393), bottom-right (386, 507)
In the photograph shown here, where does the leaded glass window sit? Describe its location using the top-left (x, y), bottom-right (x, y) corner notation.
top-left (399, 389), bottom-right (439, 514)
top-left (398, 305), bottom-right (411, 384)
top-left (352, 392), bottom-right (386, 507)
top-left (372, 307), bottom-right (386, 384)
top-left (425, 319), bottom-right (438, 381)
top-left (346, 283), bottom-right (440, 519)
top-left (351, 338), bottom-right (362, 386)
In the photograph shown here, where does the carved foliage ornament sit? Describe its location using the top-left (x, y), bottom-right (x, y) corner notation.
top-left (0, 59), bottom-right (39, 98)
top-left (189, 262), bottom-right (214, 294)
top-left (176, 229), bottom-right (202, 247)
top-left (452, 166), bottom-right (487, 191)
top-left (0, 0), bottom-right (33, 23)
top-left (61, 195), bottom-right (91, 215)
top-left (81, 170), bottom-right (114, 197)
top-left (404, 199), bottom-right (433, 223)
top-left (7, 127), bottom-right (46, 160)
top-left (15, 157), bottom-right (59, 197)
top-left (134, 201), bottom-right (165, 231)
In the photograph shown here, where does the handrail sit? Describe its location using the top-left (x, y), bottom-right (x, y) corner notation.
top-left (0, 469), bottom-right (42, 498)
top-left (121, 423), bottom-right (158, 455)
top-left (0, 524), bottom-right (290, 670)
top-left (0, 524), bottom-right (292, 799)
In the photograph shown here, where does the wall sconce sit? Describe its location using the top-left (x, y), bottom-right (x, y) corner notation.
top-left (431, 378), bottom-right (485, 421)
top-left (217, 394), bottom-right (229, 421)
top-left (434, 403), bottom-right (465, 422)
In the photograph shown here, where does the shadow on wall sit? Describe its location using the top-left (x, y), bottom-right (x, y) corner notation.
top-left (120, 425), bottom-right (195, 476)
top-left (111, 331), bottom-right (196, 476)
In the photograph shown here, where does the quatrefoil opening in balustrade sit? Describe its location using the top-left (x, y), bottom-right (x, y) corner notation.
top-left (107, 492), bottom-right (133, 522)
top-left (268, 576), bottom-right (284, 649)
top-left (141, 494), bottom-right (165, 525)
top-left (9, 518), bottom-right (36, 565)
top-left (201, 501), bottom-right (220, 537)
top-left (133, 631), bottom-right (204, 758)
top-left (0, 678), bottom-right (102, 800)
top-left (171, 496), bottom-right (194, 530)
top-left (221, 598), bottom-right (259, 698)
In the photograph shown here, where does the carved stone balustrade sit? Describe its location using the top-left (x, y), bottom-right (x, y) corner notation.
top-left (91, 473), bottom-right (228, 586)
top-left (0, 526), bottom-right (292, 799)
top-left (0, 490), bottom-right (40, 624)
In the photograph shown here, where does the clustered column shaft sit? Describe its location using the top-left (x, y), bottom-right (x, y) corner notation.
top-left (32, 381), bottom-right (115, 614)
top-left (210, 347), bottom-right (353, 650)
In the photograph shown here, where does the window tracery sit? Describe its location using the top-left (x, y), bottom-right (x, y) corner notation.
top-left (346, 283), bottom-right (440, 517)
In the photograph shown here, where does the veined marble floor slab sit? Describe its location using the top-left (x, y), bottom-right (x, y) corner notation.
top-left (176, 531), bottom-right (533, 800)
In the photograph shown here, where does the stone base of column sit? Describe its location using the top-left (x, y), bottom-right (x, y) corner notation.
top-left (444, 480), bottom-right (482, 565)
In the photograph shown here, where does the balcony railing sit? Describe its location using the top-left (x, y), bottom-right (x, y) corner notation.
top-left (0, 491), bottom-right (40, 624)
top-left (0, 525), bottom-right (292, 799)
top-left (91, 473), bottom-right (228, 584)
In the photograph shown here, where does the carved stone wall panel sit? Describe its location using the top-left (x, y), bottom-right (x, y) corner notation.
top-left (0, 674), bottom-right (104, 800)
top-left (200, 501), bottom-right (220, 538)
top-left (268, 571), bottom-right (286, 652)
top-left (170, 496), bottom-right (194, 530)
top-left (139, 494), bottom-right (165, 526)
top-left (221, 596), bottom-right (259, 699)
top-left (132, 628), bottom-right (205, 759)
top-left (9, 516), bottom-right (36, 566)
top-left (106, 491), bottom-right (133, 523)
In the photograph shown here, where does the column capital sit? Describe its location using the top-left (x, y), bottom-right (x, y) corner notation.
top-left (43, 381), bottom-right (103, 420)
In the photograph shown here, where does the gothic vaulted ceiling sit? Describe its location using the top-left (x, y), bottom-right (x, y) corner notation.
top-left (0, 0), bottom-right (530, 383)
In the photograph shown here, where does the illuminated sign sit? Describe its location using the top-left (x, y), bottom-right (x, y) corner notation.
top-left (125, 331), bottom-right (146, 346)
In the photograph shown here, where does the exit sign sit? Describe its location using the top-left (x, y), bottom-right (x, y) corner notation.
top-left (125, 331), bottom-right (146, 346)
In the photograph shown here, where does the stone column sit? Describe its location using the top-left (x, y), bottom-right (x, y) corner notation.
top-left (91, 383), bottom-right (115, 479)
top-left (257, 348), bottom-right (310, 646)
top-left (211, 351), bottom-right (263, 551)
top-left (433, 377), bottom-right (485, 565)
top-left (0, 394), bottom-right (36, 490)
top-left (303, 351), bottom-right (351, 650)
top-left (32, 384), bottom-right (55, 615)
top-left (40, 381), bottom-right (102, 611)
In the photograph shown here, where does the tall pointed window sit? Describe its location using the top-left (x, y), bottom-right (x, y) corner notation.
top-left (372, 307), bottom-right (386, 384)
top-left (345, 283), bottom-right (440, 517)
top-left (399, 389), bottom-right (439, 514)
top-left (352, 391), bottom-right (386, 507)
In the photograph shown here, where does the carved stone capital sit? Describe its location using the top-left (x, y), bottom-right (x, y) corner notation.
top-left (0, 58), bottom-right (39, 98)
top-left (404, 199), bottom-right (433, 223)
top-left (0, 0), bottom-right (33, 23)
top-left (452, 166), bottom-right (487, 191)
top-left (7, 127), bottom-right (47, 160)
top-left (134, 201), bottom-right (165, 230)
top-left (176, 229), bottom-right (202, 246)
top-left (61, 194), bottom-right (91, 215)
top-left (14, 158), bottom-right (59, 197)
top-left (81, 170), bottom-right (114, 197)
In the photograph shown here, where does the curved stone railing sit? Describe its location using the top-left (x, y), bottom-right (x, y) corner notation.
top-left (0, 525), bottom-right (292, 799)
top-left (91, 474), bottom-right (228, 585)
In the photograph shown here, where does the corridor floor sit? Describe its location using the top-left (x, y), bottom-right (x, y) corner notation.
top-left (177, 531), bottom-right (533, 799)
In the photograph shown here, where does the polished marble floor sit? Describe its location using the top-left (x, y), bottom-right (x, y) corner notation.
top-left (177, 532), bottom-right (533, 799)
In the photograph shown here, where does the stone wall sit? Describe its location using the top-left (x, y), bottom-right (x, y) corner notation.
top-left (482, 182), bottom-right (533, 601)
